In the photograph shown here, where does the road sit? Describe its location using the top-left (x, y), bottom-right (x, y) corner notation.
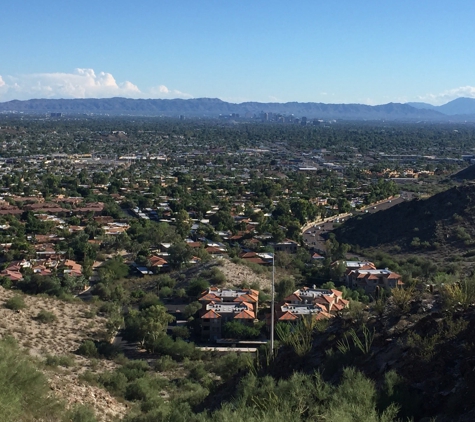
top-left (302, 194), bottom-right (412, 252)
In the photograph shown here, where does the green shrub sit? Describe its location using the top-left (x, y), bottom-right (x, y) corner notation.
top-left (66, 404), bottom-right (98, 422)
top-left (0, 337), bottom-right (64, 420)
top-left (77, 340), bottom-right (99, 358)
top-left (154, 355), bottom-right (177, 372)
top-left (45, 354), bottom-right (76, 368)
top-left (36, 309), bottom-right (58, 324)
top-left (5, 295), bottom-right (26, 311)
top-left (118, 360), bottom-right (150, 382)
top-left (98, 371), bottom-right (128, 396)
top-left (171, 325), bottom-right (190, 340)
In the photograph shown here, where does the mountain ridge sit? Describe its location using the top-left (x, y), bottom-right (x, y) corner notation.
top-left (0, 97), bottom-right (451, 120)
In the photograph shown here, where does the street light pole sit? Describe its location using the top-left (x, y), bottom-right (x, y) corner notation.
top-left (270, 250), bottom-right (275, 354)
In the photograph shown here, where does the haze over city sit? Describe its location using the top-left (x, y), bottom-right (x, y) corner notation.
top-left (2, 0), bottom-right (475, 105)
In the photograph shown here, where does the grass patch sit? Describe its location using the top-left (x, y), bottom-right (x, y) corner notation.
top-left (35, 309), bottom-right (58, 324)
top-left (5, 295), bottom-right (27, 311)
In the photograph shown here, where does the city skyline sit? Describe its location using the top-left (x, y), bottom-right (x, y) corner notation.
top-left (2, 1), bottom-right (475, 105)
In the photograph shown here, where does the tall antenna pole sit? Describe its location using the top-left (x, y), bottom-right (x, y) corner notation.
top-left (270, 250), bottom-right (275, 354)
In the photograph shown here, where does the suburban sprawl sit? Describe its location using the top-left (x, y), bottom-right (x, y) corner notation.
top-left (3, 113), bottom-right (475, 421)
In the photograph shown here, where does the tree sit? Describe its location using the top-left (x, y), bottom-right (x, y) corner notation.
top-left (168, 242), bottom-right (193, 269)
top-left (141, 305), bottom-right (175, 352)
top-left (276, 278), bottom-right (296, 301)
top-left (175, 209), bottom-right (192, 238)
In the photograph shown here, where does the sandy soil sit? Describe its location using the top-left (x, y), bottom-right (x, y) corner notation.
top-left (219, 259), bottom-right (272, 291)
top-left (0, 286), bottom-right (127, 421)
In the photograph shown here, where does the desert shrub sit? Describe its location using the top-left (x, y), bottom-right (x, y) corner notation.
top-left (147, 335), bottom-right (196, 361)
top-left (98, 371), bottom-right (128, 396)
top-left (186, 278), bottom-right (210, 298)
top-left (36, 309), bottom-right (58, 324)
top-left (158, 286), bottom-right (173, 298)
top-left (154, 355), bottom-right (177, 372)
top-left (223, 321), bottom-right (264, 340)
top-left (118, 360), bottom-right (150, 382)
top-left (96, 341), bottom-right (121, 359)
top-left (124, 375), bottom-right (166, 402)
top-left (171, 325), bottom-right (190, 340)
top-left (212, 352), bottom-right (251, 381)
top-left (45, 354), bottom-right (76, 368)
top-left (139, 293), bottom-right (162, 310)
top-left (77, 340), bottom-right (99, 358)
top-left (406, 331), bottom-right (440, 362)
top-left (65, 404), bottom-right (98, 422)
top-left (5, 295), bottom-right (26, 311)
top-left (0, 337), bottom-right (64, 420)
top-left (183, 301), bottom-right (202, 318)
top-left (391, 286), bottom-right (414, 314)
top-left (441, 278), bottom-right (475, 309)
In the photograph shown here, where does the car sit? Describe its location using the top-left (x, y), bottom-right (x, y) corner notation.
top-left (373, 206), bottom-right (377, 209)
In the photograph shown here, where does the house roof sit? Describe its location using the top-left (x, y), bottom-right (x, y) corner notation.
top-left (283, 293), bottom-right (302, 302)
top-left (278, 311), bottom-right (298, 321)
top-left (201, 309), bottom-right (221, 319)
top-left (234, 310), bottom-right (255, 319)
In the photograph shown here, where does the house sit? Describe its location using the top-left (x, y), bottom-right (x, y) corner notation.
top-left (269, 286), bottom-right (349, 327)
top-left (346, 269), bottom-right (403, 294)
top-left (272, 239), bottom-right (299, 254)
top-left (198, 287), bottom-right (259, 341)
top-left (62, 259), bottom-right (83, 276)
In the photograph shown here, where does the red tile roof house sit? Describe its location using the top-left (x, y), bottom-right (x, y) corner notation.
top-left (198, 287), bottom-right (259, 341)
top-left (346, 269), bottom-right (403, 295)
top-left (268, 287), bottom-right (349, 328)
top-left (62, 259), bottom-right (83, 276)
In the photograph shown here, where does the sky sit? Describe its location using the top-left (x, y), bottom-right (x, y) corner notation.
top-left (1, 0), bottom-right (475, 105)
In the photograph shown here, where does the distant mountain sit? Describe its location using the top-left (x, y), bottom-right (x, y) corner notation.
top-left (0, 97), bottom-right (447, 121)
top-left (438, 97), bottom-right (475, 115)
top-left (406, 102), bottom-right (439, 111)
top-left (406, 97), bottom-right (475, 116)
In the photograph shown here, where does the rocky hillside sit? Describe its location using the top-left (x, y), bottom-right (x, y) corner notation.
top-left (269, 287), bottom-right (475, 421)
top-left (0, 287), bottom-right (127, 421)
top-left (334, 184), bottom-right (475, 254)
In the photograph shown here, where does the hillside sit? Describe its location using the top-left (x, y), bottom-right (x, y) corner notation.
top-left (407, 97), bottom-right (475, 116)
top-left (334, 184), bottom-right (475, 255)
top-left (0, 97), bottom-right (447, 120)
top-left (0, 287), bottom-right (127, 421)
top-left (267, 287), bottom-right (475, 421)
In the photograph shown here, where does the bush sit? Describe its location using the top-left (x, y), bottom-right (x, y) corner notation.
top-left (118, 360), bottom-right (150, 382)
top-left (98, 371), bottom-right (128, 396)
top-left (45, 354), bottom-right (76, 368)
top-left (171, 326), bottom-right (190, 340)
top-left (77, 340), bottom-right (99, 358)
top-left (66, 404), bottom-right (98, 422)
top-left (0, 337), bottom-right (64, 421)
top-left (154, 355), bottom-right (177, 372)
top-left (35, 310), bottom-right (58, 324)
top-left (184, 301), bottom-right (202, 319)
top-left (158, 287), bottom-right (173, 298)
top-left (5, 295), bottom-right (26, 311)
top-left (139, 293), bottom-right (162, 310)
top-left (186, 278), bottom-right (210, 298)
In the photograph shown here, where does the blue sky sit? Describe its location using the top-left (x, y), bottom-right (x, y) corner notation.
top-left (1, 0), bottom-right (475, 105)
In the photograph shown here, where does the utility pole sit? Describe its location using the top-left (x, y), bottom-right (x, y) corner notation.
top-left (270, 250), bottom-right (275, 354)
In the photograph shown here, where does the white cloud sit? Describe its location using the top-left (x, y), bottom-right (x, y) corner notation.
top-left (0, 69), bottom-right (191, 101)
top-left (417, 86), bottom-right (475, 105)
top-left (148, 84), bottom-right (192, 98)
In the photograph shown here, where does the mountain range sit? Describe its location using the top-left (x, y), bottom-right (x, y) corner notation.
top-left (2, 96), bottom-right (475, 121)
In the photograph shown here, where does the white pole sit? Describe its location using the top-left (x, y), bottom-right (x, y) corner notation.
top-left (270, 250), bottom-right (275, 354)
